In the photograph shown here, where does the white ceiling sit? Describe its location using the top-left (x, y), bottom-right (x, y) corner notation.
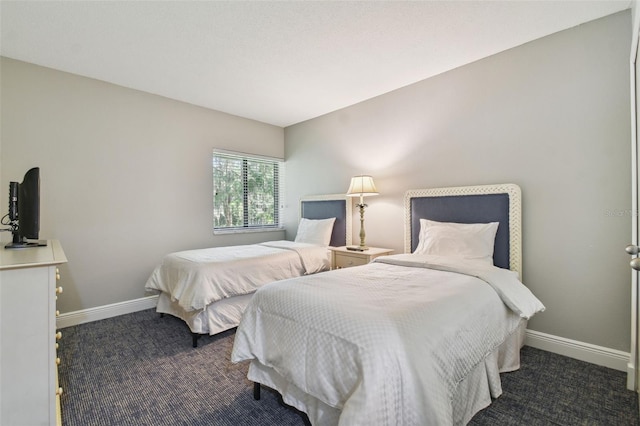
top-left (0, 1), bottom-right (632, 127)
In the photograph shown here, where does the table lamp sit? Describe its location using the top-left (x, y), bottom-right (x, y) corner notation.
top-left (346, 175), bottom-right (378, 251)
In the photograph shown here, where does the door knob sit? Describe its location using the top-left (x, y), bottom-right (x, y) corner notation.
top-left (626, 245), bottom-right (640, 270)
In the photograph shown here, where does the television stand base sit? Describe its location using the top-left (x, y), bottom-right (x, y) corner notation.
top-left (5, 240), bottom-right (48, 249)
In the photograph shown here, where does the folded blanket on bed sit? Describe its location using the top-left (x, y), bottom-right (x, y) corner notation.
top-left (259, 240), bottom-right (328, 275)
top-left (372, 254), bottom-right (545, 319)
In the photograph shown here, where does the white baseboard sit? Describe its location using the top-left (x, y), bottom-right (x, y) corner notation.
top-left (56, 297), bottom-right (632, 382)
top-left (525, 329), bottom-right (630, 373)
top-left (56, 295), bottom-right (159, 329)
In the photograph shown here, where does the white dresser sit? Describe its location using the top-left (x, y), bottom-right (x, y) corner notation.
top-left (0, 240), bottom-right (67, 426)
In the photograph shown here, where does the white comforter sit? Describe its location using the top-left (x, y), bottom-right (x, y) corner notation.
top-left (231, 254), bottom-right (545, 426)
top-left (145, 241), bottom-right (330, 312)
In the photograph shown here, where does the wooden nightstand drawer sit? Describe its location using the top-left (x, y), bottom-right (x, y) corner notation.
top-left (330, 246), bottom-right (394, 270)
top-left (334, 253), bottom-right (369, 269)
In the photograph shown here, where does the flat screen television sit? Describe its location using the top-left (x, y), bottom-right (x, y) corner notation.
top-left (4, 167), bottom-right (46, 249)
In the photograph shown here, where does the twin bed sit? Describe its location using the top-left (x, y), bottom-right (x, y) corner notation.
top-left (146, 183), bottom-right (544, 424)
top-left (145, 194), bottom-right (352, 346)
top-left (231, 183), bottom-right (545, 425)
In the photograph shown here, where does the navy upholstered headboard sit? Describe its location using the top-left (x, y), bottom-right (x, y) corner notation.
top-left (300, 195), bottom-right (353, 247)
top-left (404, 184), bottom-right (522, 275)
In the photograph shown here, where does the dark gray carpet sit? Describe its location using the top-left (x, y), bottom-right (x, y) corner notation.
top-left (58, 309), bottom-right (639, 425)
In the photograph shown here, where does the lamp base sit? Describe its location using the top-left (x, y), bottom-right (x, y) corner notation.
top-left (346, 246), bottom-right (369, 252)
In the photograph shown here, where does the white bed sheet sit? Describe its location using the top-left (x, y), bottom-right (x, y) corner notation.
top-left (156, 291), bottom-right (253, 335)
top-left (231, 255), bottom-right (544, 425)
top-left (145, 240), bottom-right (330, 312)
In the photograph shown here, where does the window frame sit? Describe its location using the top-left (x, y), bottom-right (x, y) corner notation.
top-left (212, 149), bottom-right (284, 234)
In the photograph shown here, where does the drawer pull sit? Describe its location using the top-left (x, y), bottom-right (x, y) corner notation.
top-left (56, 286), bottom-right (63, 294)
top-left (56, 310), bottom-right (60, 317)
top-left (56, 387), bottom-right (63, 396)
top-left (56, 357), bottom-right (61, 366)
top-left (55, 331), bottom-right (62, 340)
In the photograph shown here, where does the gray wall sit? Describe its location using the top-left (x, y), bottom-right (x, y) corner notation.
top-left (0, 11), bottom-right (633, 353)
top-left (0, 57), bottom-right (285, 314)
top-left (284, 11), bottom-right (632, 351)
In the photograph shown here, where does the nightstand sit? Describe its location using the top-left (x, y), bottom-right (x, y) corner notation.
top-left (330, 246), bottom-right (394, 269)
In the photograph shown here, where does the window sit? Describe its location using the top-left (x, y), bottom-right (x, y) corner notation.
top-left (213, 149), bottom-right (284, 233)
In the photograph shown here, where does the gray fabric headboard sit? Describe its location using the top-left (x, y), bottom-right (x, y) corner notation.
top-left (404, 184), bottom-right (522, 275)
top-left (300, 195), bottom-right (352, 247)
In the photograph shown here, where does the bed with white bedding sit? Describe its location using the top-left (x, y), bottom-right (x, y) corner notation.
top-left (145, 194), bottom-right (352, 347)
top-left (231, 183), bottom-right (545, 425)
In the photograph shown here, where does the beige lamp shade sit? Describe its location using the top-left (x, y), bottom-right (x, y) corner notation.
top-left (346, 175), bottom-right (378, 197)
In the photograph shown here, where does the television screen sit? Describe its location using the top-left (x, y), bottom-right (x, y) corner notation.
top-left (4, 167), bottom-right (46, 249)
top-left (18, 167), bottom-right (40, 239)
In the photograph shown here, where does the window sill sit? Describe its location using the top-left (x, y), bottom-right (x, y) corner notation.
top-left (213, 227), bottom-right (284, 236)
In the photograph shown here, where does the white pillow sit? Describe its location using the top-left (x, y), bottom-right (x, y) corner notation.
top-left (414, 219), bottom-right (499, 265)
top-left (294, 217), bottom-right (336, 246)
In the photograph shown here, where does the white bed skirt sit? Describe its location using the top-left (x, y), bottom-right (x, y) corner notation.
top-left (248, 319), bottom-right (528, 426)
top-left (156, 291), bottom-right (254, 335)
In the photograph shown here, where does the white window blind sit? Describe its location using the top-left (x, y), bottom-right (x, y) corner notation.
top-left (213, 149), bottom-right (284, 232)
